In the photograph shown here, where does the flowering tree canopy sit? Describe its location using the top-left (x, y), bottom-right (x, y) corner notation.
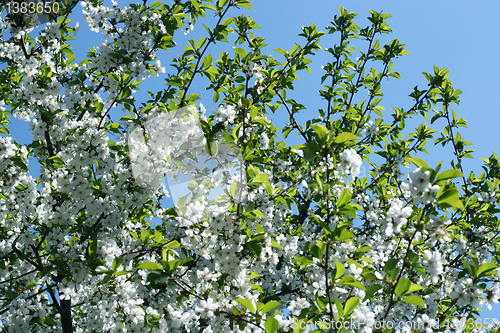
top-left (1, 1), bottom-right (500, 333)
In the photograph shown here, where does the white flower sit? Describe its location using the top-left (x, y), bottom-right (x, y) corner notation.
top-left (481, 282), bottom-right (500, 310)
top-left (417, 314), bottom-right (436, 333)
top-left (292, 148), bottom-right (304, 157)
top-left (259, 132), bottom-right (269, 150)
top-left (214, 104), bottom-right (237, 123)
top-left (167, 305), bottom-right (192, 327)
top-left (363, 120), bottom-right (379, 136)
top-left (339, 148), bottom-right (362, 177)
top-left (153, 59), bottom-right (165, 76)
top-left (255, 78), bottom-right (264, 94)
top-left (74, 22), bottom-right (80, 37)
top-left (479, 191), bottom-right (496, 203)
top-left (385, 199), bottom-right (412, 236)
top-left (403, 168), bottom-right (440, 205)
top-left (196, 298), bottom-right (218, 317)
top-left (410, 168), bottom-right (431, 191)
top-left (422, 249), bottom-right (443, 283)
top-left (184, 22), bottom-right (194, 35)
top-left (354, 305), bottom-right (375, 331)
top-left (243, 61), bottom-right (262, 79)
top-left (346, 263), bottom-right (363, 278)
top-left (428, 216), bottom-right (451, 243)
top-left (450, 317), bottom-right (466, 333)
top-left (197, 267), bottom-right (221, 281)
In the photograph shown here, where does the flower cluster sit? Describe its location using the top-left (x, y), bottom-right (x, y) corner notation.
top-left (213, 104), bottom-right (237, 124)
top-left (1, 3), bottom-right (500, 333)
top-left (363, 120), bottom-right (379, 136)
top-left (339, 148), bottom-right (362, 177)
top-left (403, 168), bottom-right (440, 204)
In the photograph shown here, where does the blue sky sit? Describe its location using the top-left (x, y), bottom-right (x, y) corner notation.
top-left (4, 0), bottom-right (500, 322)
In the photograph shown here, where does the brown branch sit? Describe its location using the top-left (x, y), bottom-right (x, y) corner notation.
top-left (0, 268), bottom-right (38, 285)
top-left (178, 3), bottom-right (234, 107)
top-left (324, 244), bottom-right (334, 321)
top-left (382, 207), bottom-right (425, 320)
top-left (173, 279), bottom-right (265, 330)
top-left (275, 91), bottom-right (308, 142)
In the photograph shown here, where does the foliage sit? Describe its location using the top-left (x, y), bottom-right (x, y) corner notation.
top-left (0, 1), bottom-right (499, 333)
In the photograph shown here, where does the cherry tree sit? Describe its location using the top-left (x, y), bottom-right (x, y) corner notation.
top-left (1, 1), bottom-right (499, 333)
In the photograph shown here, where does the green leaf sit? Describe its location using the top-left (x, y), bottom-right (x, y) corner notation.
top-left (235, 298), bottom-right (255, 313)
top-left (221, 17), bottom-right (234, 27)
top-left (10, 156), bottom-right (28, 171)
top-left (334, 132), bottom-right (358, 143)
top-left (334, 298), bottom-right (344, 318)
top-left (401, 295), bottom-right (426, 308)
top-left (384, 258), bottom-right (399, 280)
top-left (343, 297), bottom-right (360, 316)
top-left (120, 115), bottom-right (138, 123)
top-left (337, 188), bottom-right (352, 207)
top-left (233, 47), bottom-right (247, 59)
top-left (88, 239), bottom-right (98, 257)
top-left (316, 294), bottom-right (329, 310)
top-left (462, 259), bottom-right (474, 276)
top-left (356, 246), bottom-right (372, 254)
top-left (476, 262), bottom-right (498, 278)
top-left (339, 275), bottom-right (366, 290)
top-left (437, 169), bottom-right (463, 181)
top-left (394, 278), bottom-right (411, 296)
top-left (364, 284), bottom-right (383, 301)
top-left (265, 317), bottom-right (279, 333)
top-left (437, 188), bottom-right (464, 209)
top-left (165, 258), bottom-right (182, 273)
top-left (253, 210), bottom-right (265, 218)
top-left (271, 241), bottom-right (281, 249)
top-left (252, 174), bottom-right (269, 185)
top-left (198, 37), bottom-right (208, 50)
top-left (41, 265), bottom-right (56, 277)
top-left (311, 124), bottom-right (328, 139)
top-left (107, 122), bottom-right (121, 134)
top-left (250, 283), bottom-right (263, 293)
top-left (111, 257), bottom-right (123, 272)
top-left (235, 0), bottom-right (252, 10)
top-left (247, 240), bottom-right (262, 255)
top-left (334, 259), bottom-right (345, 280)
top-left (204, 66), bottom-right (219, 78)
top-left (409, 157), bottom-right (429, 169)
top-left (310, 241), bottom-right (325, 260)
top-left (338, 205), bottom-right (357, 217)
top-left (166, 240), bottom-right (181, 249)
top-left (331, 227), bottom-right (355, 241)
top-left (201, 54), bottom-right (212, 68)
top-left (402, 284), bottom-right (422, 296)
top-left (137, 262), bottom-right (163, 270)
top-left (261, 301), bottom-right (281, 314)
top-left (339, 275), bottom-right (365, 290)
top-left (48, 155), bottom-right (65, 167)
top-left (295, 256), bottom-right (314, 266)
top-left (140, 228), bottom-right (152, 242)
top-left (0, 126), bottom-right (10, 135)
